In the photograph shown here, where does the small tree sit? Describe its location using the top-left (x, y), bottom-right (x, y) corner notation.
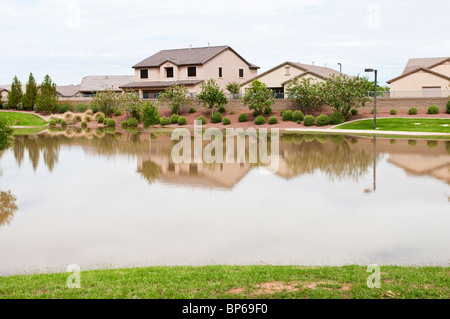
top-left (196, 79), bottom-right (228, 114)
top-left (285, 77), bottom-right (325, 114)
top-left (226, 81), bottom-right (240, 94)
top-left (157, 83), bottom-right (191, 115)
top-left (323, 74), bottom-right (371, 117)
top-left (7, 76), bottom-right (23, 109)
top-left (120, 90), bottom-right (144, 119)
top-left (22, 73), bottom-right (38, 111)
top-left (243, 79), bottom-right (273, 116)
top-left (35, 75), bottom-right (58, 114)
top-left (0, 118), bottom-right (14, 151)
top-left (89, 86), bottom-right (121, 117)
top-left (142, 102), bottom-right (160, 128)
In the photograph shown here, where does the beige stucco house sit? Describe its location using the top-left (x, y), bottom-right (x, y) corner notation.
top-left (240, 61), bottom-right (343, 97)
top-left (120, 45), bottom-right (259, 98)
top-left (387, 57), bottom-right (450, 97)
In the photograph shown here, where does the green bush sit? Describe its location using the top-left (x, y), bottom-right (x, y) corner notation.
top-left (75, 103), bottom-right (88, 113)
top-left (303, 115), bottom-right (315, 126)
top-left (282, 110), bottom-right (293, 121)
top-left (329, 112), bottom-right (345, 125)
top-left (211, 112), bottom-right (222, 123)
top-left (48, 119), bottom-right (57, 126)
top-left (222, 117), bottom-right (231, 125)
top-left (177, 116), bottom-right (187, 125)
top-left (292, 110), bottom-right (304, 122)
top-left (160, 117), bottom-right (170, 126)
top-left (105, 119), bottom-right (116, 127)
top-left (427, 105), bottom-right (439, 114)
top-left (230, 110), bottom-right (236, 115)
top-left (58, 102), bottom-right (72, 114)
top-left (196, 115), bottom-right (206, 124)
top-left (268, 116), bottom-right (278, 125)
top-left (238, 113), bottom-right (248, 122)
top-left (254, 116), bottom-right (266, 125)
top-left (351, 109), bottom-right (358, 116)
top-left (113, 108), bottom-right (123, 117)
top-left (447, 100), bottom-right (450, 114)
top-left (170, 114), bottom-right (179, 124)
top-left (390, 109), bottom-right (397, 115)
top-left (316, 114), bottom-right (329, 126)
top-left (60, 119), bottom-right (67, 126)
top-left (97, 115), bottom-right (105, 123)
top-left (89, 104), bottom-right (99, 114)
top-left (189, 107), bottom-right (196, 113)
top-left (128, 118), bottom-right (138, 127)
top-left (218, 105), bottom-right (226, 113)
top-left (81, 121), bottom-right (87, 128)
top-left (121, 121), bottom-right (128, 129)
top-left (263, 105), bottom-right (272, 115)
top-left (409, 107), bottom-right (417, 115)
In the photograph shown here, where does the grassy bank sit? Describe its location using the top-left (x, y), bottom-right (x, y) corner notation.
top-left (0, 111), bottom-right (47, 127)
top-left (335, 118), bottom-right (450, 133)
top-left (0, 265), bottom-right (448, 299)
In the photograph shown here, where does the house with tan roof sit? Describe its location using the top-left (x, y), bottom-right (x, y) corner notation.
top-left (387, 57), bottom-right (450, 97)
top-left (120, 45), bottom-right (259, 98)
top-left (240, 61), bottom-right (343, 98)
top-left (79, 75), bottom-right (134, 97)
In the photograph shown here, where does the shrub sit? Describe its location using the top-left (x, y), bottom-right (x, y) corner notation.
top-left (105, 119), bottom-right (116, 127)
top-left (351, 109), bottom-right (358, 116)
top-left (160, 117), bottom-right (170, 126)
top-left (196, 115), bottom-right (206, 124)
top-left (75, 103), bottom-right (88, 113)
top-left (48, 119), bottom-right (57, 126)
top-left (268, 116), bottom-right (278, 125)
top-left (113, 108), bottom-right (123, 117)
top-left (189, 107), bottom-right (196, 113)
top-left (409, 107), bottom-right (417, 115)
top-left (316, 114), bottom-right (330, 126)
top-left (128, 118), bottom-right (139, 127)
top-left (292, 110), bottom-right (304, 122)
top-left (238, 113), bottom-right (248, 122)
top-left (81, 121), bottom-right (87, 128)
top-left (142, 103), bottom-right (160, 128)
top-left (170, 114), bottom-right (179, 124)
top-left (211, 112), bottom-right (222, 123)
top-left (230, 110), bottom-right (236, 115)
top-left (329, 111), bottom-right (345, 125)
top-left (84, 115), bottom-right (92, 122)
top-left (73, 114), bottom-right (82, 122)
top-left (282, 110), bottom-right (293, 121)
top-left (177, 116), bottom-right (187, 125)
top-left (263, 105), bottom-right (272, 115)
top-left (390, 109), bottom-right (397, 115)
top-left (254, 116), bottom-right (266, 125)
top-left (427, 105), bottom-right (439, 114)
top-left (94, 112), bottom-right (105, 119)
top-left (303, 115), bottom-right (315, 126)
top-left (60, 119), bottom-right (67, 126)
top-left (97, 115), bottom-right (105, 123)
top-left (58, 102), bottom-right (72, 113)
top-left (218, 105), bottom-right (226, 113)
top-left (103, 118), bottom-right (108, 125)
top-left (222, 117), bottom-right (231, 125)
top-left (121, 121), bottom-right (128, 129)
top-left (447, 100), bottom-right (450, 114)
top-left (89, 104), bottom-right (99, 113)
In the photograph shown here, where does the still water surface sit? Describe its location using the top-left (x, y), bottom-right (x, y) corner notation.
top-left (0, 129), bottom-right (449, 275)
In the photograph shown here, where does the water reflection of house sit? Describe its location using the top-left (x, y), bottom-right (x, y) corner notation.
top-left (388, 155), bottom-right (450, 183)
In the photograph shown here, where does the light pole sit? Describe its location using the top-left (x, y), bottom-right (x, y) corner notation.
top-left (338, 63), bottom-right (342, 73)
top-left (365, 68), bottom-right (377, 130)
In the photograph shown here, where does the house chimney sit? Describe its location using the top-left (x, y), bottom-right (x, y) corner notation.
top-left (190, 44), bottom-right (192, 51)
top-left (312, 61), bottom-right (314, 66)
top-left (208, 42), bottom-right (210, 49)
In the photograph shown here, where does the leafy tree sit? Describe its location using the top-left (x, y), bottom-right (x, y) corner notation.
top-left (142, 102), bottom-right (160, 128)
top-left (242, 79), bottom-right (274, 116)
top-left (286, 77), bottom-right (325, 114)
top-left (323, 74), bottom-right (371, 117)
top-left (89, 86), bottom-right (121, 117)
top-left (226, 81), bottom-right (241, 94)
top-left (196, 79), bottom-right (228, 114)
top-left (157, 83), bottom-right (191, 115)
top-left (22, 73), bottom-right (38, 111)
top-left (35, 75), bottom-right (59, 114)
top-left (120, 90), bottom-right (144, 119)
top-left (0, 118), bottom-right (14, 151)
top-left (7, 76), bottom-right (23, 109)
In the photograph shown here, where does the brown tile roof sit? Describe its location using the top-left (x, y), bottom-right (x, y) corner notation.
top-left (133, 45), bottom-right (259, 69)
top-left (120, 80), bottom-right (203, 89)
top-left (79, 75), bottom-right (134, 93)
top-left (56, 85), bottom-right (80, 97)
top-left (387, 57), bottom-right (450, 84)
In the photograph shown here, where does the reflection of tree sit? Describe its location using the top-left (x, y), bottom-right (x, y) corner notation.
top-left (140, 159), bottom-right (162, 184)
top-left (0, 191), bottom-right (18, 227)
top-left (13, 136), bottom-right (60, 172)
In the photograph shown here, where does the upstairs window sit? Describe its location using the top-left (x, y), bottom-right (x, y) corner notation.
top-left (140, 69), bottom-right (148, 79)
top-left (219, 67), bottom-right (223, 78)
top-left (187, 66), bottom-right (197, 77)
top-left (239, 69), bottom-right (244, 78)
top-left (166, 67), bottom-right (174, 78)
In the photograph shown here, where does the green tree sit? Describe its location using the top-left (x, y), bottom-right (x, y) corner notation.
top-left (286, 77), bottom-right (325, 114)
top-left (196, 79), bottom-right (228, 114)
top-left (90, 86), bottom-right (121, 117)
top-left (22, 73), bottom-right (38, 111)
top-left (0, 118), bottom-right (14, 151)
top-left (226, 81), bottom-right (241, 94)
top-left (142, 102), bottom-right (160, 128)
top-left (7, 75), bottom-right (23, 110)
top-left (157, 83), bottom-right (191, 115)
top-left (243, 79), bottom-right (274, 116)
top-left (35, 75), bottom-right (58, 114)
top-left (323, 74), bottom-right (371, 117)
top-left (120, 90), bottom-right (144, 119)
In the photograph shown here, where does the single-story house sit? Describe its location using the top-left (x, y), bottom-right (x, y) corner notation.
top-left (0, 84), bottom-right (27, 101)
top-left (387, 57), bottom-right (450, 97)
top-left (56, 85), bottom-right (81, 98)
top-left (120, 45), bottom-right (259, 98)
top-left (240, 61), bottom-right (343, 98)
top-left (79, 75), bottom-right (134, 97)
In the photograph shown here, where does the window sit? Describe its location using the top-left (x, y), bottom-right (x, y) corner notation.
top-left (140, 69), bottom-right (148, 79)
top-left (165, 67), bottom-right (174, 78)
top-left (219, 67), bottom-right (223, 78)
top-left (187, 66), bottom-right (197, 77)
top-left (239, 69), bottom-right (244, 78)
top-left (285, 67), bottom-right (290, 76)
top-left (143, 92), bottom-right (149, 99)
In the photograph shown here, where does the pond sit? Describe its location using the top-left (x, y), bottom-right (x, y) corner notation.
top-left (0, 128), bottom-right (449, 275)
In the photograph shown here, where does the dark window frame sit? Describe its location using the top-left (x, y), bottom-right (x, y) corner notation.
top-left (165, 67), bottom-right (174, 78)
top-left (187, 66), bottom-right (197, 77)
top-left (219, 67), bottom-right (223, 78)
top-left (140, 69), bottom-right (148, 79)
top-left (239, 69), bottom-right (244, 78)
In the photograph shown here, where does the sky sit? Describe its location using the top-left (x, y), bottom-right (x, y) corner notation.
top-left (0, 0), bottom-right (449, 86)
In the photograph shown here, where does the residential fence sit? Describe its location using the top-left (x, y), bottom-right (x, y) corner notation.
top-left (366, 90), bottom-right (450, 98)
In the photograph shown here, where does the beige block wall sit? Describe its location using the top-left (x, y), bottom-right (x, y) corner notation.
top-left (390, 70), bottom-right (450, 91)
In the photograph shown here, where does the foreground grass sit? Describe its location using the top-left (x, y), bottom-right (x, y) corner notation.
top-left (0, 111), bottom-right (47, 127)
top-left (0, 266), bottom-right (448, 299)
top-left (13, 127), bottom-right (46, 135)
top-left (335, 118), bottom-right (450, 133)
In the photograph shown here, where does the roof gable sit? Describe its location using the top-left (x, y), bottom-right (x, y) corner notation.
top-left (402, 57), bottom-right (450, 74)
top-left (79, 75), bottom-right (134, 92)
top-left (387, 67), bottom-right (450, 84)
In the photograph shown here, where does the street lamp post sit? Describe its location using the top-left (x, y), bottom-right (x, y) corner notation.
top-left (365, 68), bottom-right (377, 130)
top-left (338, 63), bottom-right (342, 73)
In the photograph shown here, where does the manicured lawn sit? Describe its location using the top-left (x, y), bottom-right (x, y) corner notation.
top-left (0, 265), bottom-right (448, 299)
top-left (0, 111), bottom-right (47, 127)
top-left (335, 118), bottom-right (450, 133)
top-left (13, 127), bottom-right (46, 135)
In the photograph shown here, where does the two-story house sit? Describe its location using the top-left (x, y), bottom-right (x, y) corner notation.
top-left (119, 45), bottom-right (259, 98)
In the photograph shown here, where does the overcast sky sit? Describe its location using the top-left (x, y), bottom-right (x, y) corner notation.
top-left (0, 0), bottom-right (448, 86)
